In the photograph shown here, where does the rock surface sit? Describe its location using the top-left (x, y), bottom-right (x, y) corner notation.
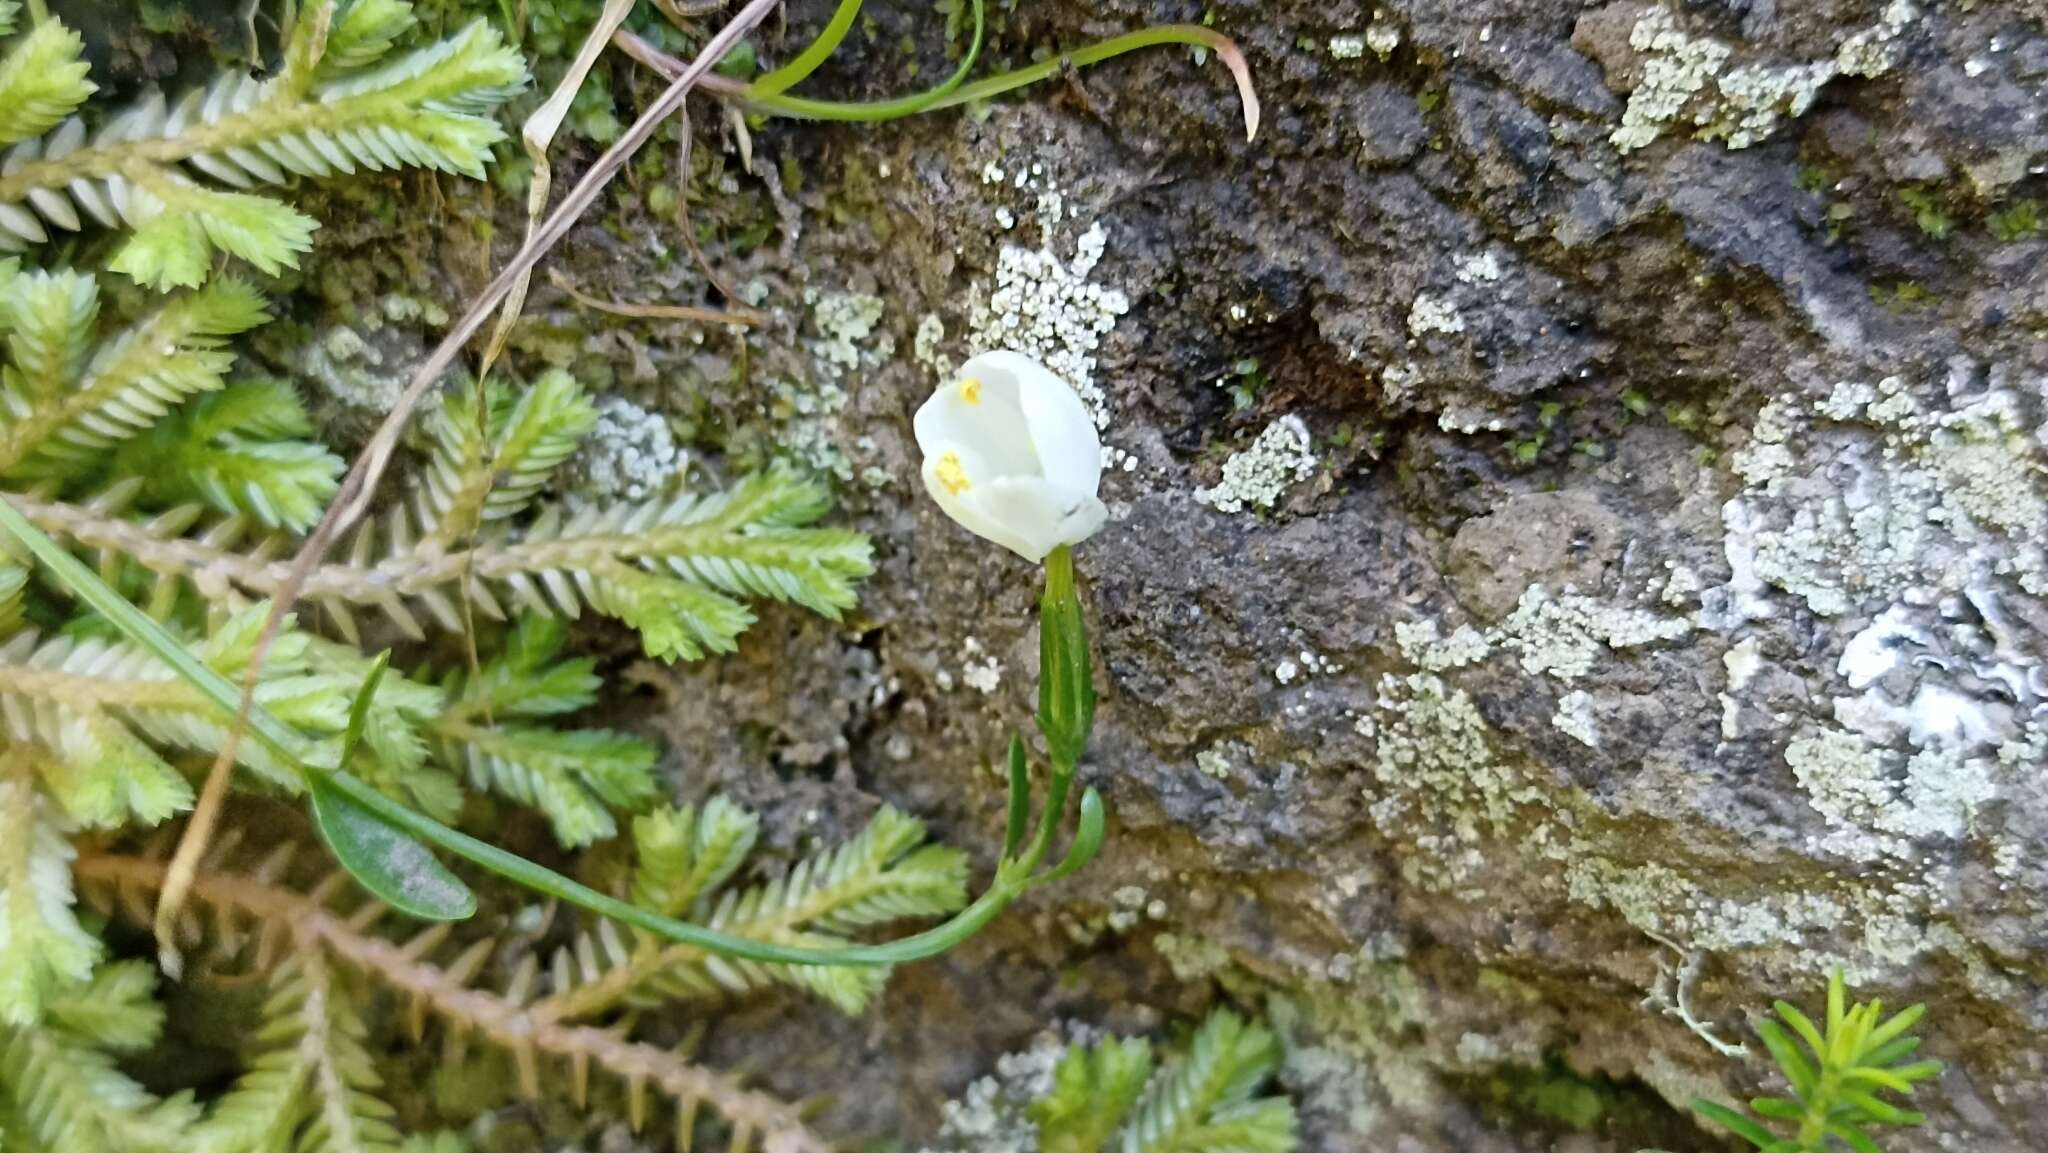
top-left (232, 0), bottom-right (2048, 1148)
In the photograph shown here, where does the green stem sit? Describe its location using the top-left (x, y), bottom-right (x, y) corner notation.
top-left (742, 23), bottom-right (1229, 120)
top-left (733, 0), bottom-right (985, 122)
top-left (322, 768), bottom-right (1023, 965)
top-left (1043, 542), bottom-right (1076, 604)
top-left (746, 0), bottom-right (862, 98)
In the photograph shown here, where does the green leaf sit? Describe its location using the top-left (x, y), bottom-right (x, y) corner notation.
top-left (1747, 1097), bottom-right (1803, 1121)
top-left (1863, 1003), bottom-right (1925, 1052)
top-left (105, 379), bottom-right (342, 532)
top-left (340, 650), bottom-right (392, 769)
top-left (1772, 1000), bottom-right (1826, 1060)
top-left (307, 774), bottom-right (475, 921)
top-left (1037, 545), bottom-right (1095, 765)
top-left (1755, 1019), bottom-right (1817, 1099)
top-left (1690, 1100), bottom-right (1776, 1150)
top-left (1043, 787), bottom-right (1106, 883)
top-left (1003, 733), bottom-right (1029, 859)
top-left (0, 778), bottom-right (99, 1026)
top-left (0, 20), bottom-right (95, 147)
top-left (319, 0), bottom-right (418, 77)
top-left (1033, 1036), bottom-right (1152, 1153)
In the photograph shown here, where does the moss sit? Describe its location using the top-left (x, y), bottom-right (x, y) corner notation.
top-left (1987, 199), bottom-right (2041, 242)
top-left (1896, 184), bottom-right (1955, 239)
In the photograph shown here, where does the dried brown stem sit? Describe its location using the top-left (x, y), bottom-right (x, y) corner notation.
top-left (78, 852), bottom-right (835, 1153)
top-left (546, 268), bottom-right (765, 327)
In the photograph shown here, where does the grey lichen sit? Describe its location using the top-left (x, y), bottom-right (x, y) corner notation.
top-left (1552, 690), bottom-right (1600, 747)
top-left (918, 1029), bottom-right (1072, 1153)
top-left (1394, 619), bottom-right (1493, 672)
top-left (966, 219), bottom-right (1129, 428)
top-left (566, 394), bottom-right (681, 503)
top-left (1357, 672), bottom-right (1544, 888)
top-left (1493, 586), bottom-right (1692, 682)
top-left (1787, 726), bottom-right (1996, 855)
top-left (1717, 371), bottom-right (2047, 624)
top-left (1609, 3), bottom-right (1918, 154)
top-left (305, 324), bottom-right (406, 412)
top-left (777, 290), bottom-right (892, 480)
top-left (1406, 292), bottom-right (1466, 338)
top-left (1198, 415), bottom-right (1317, 514)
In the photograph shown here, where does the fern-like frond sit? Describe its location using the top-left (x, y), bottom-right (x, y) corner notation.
top-left (714, 804), bottom-right (968, 935)
top-left (536, 802), bottom-right (966, 1019)
top-left (192, 956), bottom-right (402, 1153)
top-left (0, 603), bottom-right (452, 819)
top-left (629, 795), bottom-right (759, 917)
top-left (1033, 1036), bottom-right (1155, 1153)
top-left (438, 614), bottom-right (598, 719)
top-left (0, 622), bottom-right (272, 809)
top-left (18, 464), bottom-right (874, 662)
top-left (420, 372), bottom-right (597, 546)
top-left (104, 378), bottom-right (343, 532)
top-left (437, 721), bottom-right (654, 848)
top-left (0, 773), bottom-right (97, 1025)
top-left (0, 274), bottom-right (269, 479)
top-left (1119, 1010), bottom-right (1294, 1153)
top-left (0, 19), bottom-right (94, 147)
top-left (0, 265), bottom-right (96, 409)
top-left (76, 849), bottom-right (835, 1153)
top-left (0, 964), bottom-right (199, 1153)
top-left (0, 558), bottom-right (24, 635)
top-left (40, 960), bottom-right (166, 1051)
top-left (320, 0), bottom-right (420, 79)
top-left (0, 1), bottom-right (526, 288)
top-left (1693, 972), bottom-right (1942, 1153)
top-left (428, 615), bottom-right (656, 847)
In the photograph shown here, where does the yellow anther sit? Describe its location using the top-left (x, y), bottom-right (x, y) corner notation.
top-left (934, 451), bottom-right (971, 496)
top-left (959, 377), bottom-right (983, 405)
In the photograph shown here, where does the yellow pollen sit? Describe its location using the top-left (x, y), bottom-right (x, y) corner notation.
top-left (959, 377), bottom-right (983, 405)
top-left (935, 451), bottom-right (971, 496)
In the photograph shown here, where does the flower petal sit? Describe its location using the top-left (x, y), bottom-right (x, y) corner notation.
top-left (922, 440), bottom-right (1039, 558)
top-left (965, 476), bottom-right (1108, 562)
top-left (914, 356), bottom-right (1038, 479)
top-left (1009, 355), bottom-right (1102, 498)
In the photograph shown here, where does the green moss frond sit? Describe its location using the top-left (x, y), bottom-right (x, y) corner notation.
top-left (536, 802), bottom-right (967, 1019)
top-left (430, 618), bottom-right (657, 849)
top-left (191, 956), bottom-right (402, 1153)
top-left (0, 0), bottom-right (526, 288)
top-left (0, 19), bottom-right (94, 148)
top-left (0, 962), bottom-right (198, 1151)
top-left (0, 774), bottom-right (98, 1026)
top-left (1118, 1010), bottom-right (1295, 1153)
top-left (104, 379), bottom-right (344, 533)
top-left (0, 273), bottom-right (269, 481)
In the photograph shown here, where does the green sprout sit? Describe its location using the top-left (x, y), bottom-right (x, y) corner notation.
top-left (1693, 972), bottom-right (1942, 1153)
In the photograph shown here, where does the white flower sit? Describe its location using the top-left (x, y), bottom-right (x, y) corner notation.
top-left (914, 351), bottom-right (1108, 562)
